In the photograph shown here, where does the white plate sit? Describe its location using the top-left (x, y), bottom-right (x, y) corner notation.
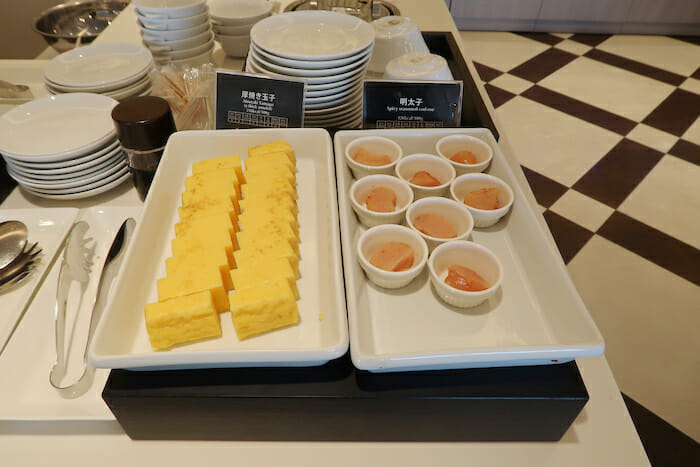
top-left (44, 43), bottom-right (153, 88)
top-left (20, 169), bottom-right (131, 200)
top-left (4, 138), bottom-right (120, 171)
top-left (0, 206), bottom-right (141, 420)
top-left (249, 47), bottom-right (371, 78)
top-left (20, 165), bottom-right (129, 194)
top-left (304, 93), bottom-right (362, 115)
top-left (250, 41), bottom-right (373, 69)
top-left (6, 151), bottom-right (124, 181)
top-left (7, 158), bottom-right (126, 190)
top-left (102, 78), bottom-right (152, 101)
top-left (251, 11), bottom-right (374, 61)
top-left (134, 0), bottom-right (207, 18)
top-left (89, 128), bottom-right (348, 371)
top-left (335, 129), bottom-right (605, 372)
top-left (246, 54), bottom-right (367, 85)
top-left (0, 94), bottom-right (118, 161)
top-left (44, 69), bottom-right (150, 94)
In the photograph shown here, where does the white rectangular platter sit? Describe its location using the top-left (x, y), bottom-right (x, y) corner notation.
top-left (335, 128), bottom-right (604, 372)
top-left (90, 128), bottom-right (348, 371)
top-left (0, 206), bottom-right (140, 420)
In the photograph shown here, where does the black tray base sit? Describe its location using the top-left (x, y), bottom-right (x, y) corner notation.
top-left (103, 353), bottom-right (588, 442)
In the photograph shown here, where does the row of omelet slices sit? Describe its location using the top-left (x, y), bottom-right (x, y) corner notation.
top-left (144, 141), bottom-right (300, 351)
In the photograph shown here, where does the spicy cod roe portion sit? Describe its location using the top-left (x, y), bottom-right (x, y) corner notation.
top-left (444, 264), bottom-right (489, 292)
top-left (353, 147), bottom-right (392, 166)
top-left (369, 241), bottom-right (414, 272)
top-left (409, 170), bottom-right (442, 187)
top-left (413, 213), bottom-right (457, 239)
top-left (365, 186), bottom-right (397, 213)
top-left (463, 187), bottom-right (500, 210)
top-left (450, 150), bottom-right (477, 164)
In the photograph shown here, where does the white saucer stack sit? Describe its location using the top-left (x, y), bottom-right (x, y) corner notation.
top-left (246, 11), bottom-right (375, 129)
top-left (135, 0), bottom-right (214, 66)
top-left (0, 93), bottom-right (130, 200)
top-left (44, 43), bottom-right (154, 101)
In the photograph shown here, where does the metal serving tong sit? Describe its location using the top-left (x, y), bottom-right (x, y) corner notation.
top-left (49, 218), bottom-right (135, 398)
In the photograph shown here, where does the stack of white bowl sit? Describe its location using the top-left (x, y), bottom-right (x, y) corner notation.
top-left (44, 43), bottom-right (154, 101)
top-left (246, 11), bottom-right (375, 129)
top-left (135, 0), bottom-right (214, 66)
top-left (209, 0), bottom-right (273, 57)
top-left (0, 94), bottom-right (129, 200)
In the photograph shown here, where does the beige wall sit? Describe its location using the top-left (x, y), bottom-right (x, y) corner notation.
top-left (0, 0), bottom-right (80, 59)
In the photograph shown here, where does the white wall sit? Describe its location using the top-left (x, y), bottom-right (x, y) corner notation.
top-left (0, 0), bottom-right (66, 59)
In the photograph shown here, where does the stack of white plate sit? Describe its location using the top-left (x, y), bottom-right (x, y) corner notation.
top-left (44, 43), bottom-right (154, 101)
top-left (209, 0), bottom-right (273, 58)
top-left (0, 93), bottom-right (129, 200)
top-left (246, 11), bottom-right (374, 129)
top-left (135, 0), bottom-right (214, 66)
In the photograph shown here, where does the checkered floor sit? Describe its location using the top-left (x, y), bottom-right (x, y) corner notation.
top-left (459, 31), bottom-right (700, 444)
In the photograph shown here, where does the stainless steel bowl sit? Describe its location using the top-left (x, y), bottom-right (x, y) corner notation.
top-left (33, 0), bottom-right (130, 53)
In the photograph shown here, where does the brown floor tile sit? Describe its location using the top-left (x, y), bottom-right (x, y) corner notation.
top-left (509, 48), bottom-right (578, 83)
top-left (598, 212), bottom-right (700, 286)
top-left (669, 139), bottom-right (700, 166)
top-left (573, 139), bottom-right (664, 208)
top-left (521, 166), bottom-right (569, 207)
top-left (472, 62), bottom-right (503, 83)
top-left (569, 34), bottom-right (612, 47)
top-left (669, 35), bottom-right (700, 47)
top-left (522, 85), bottom-right (637, 135)
top-left (584, 49), bottom-right (686, 86)
top-left (642, 89), bottom-right (700, 137)
top-left (515, 32), bottom-right (564, 46)
top-left (484, 84), bottom-right (516, 108)
top-left (693, 66), bottom-right (700, 80)
top-left (542, 210), bottom-right (594, 263)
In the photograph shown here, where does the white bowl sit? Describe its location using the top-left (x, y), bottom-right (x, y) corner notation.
top-left (450, 173), bottom-right (514, 228)
top-left (143, 28), bottom-right (212, 53)
top-left (384, 52), bottom-right (453, 81)
top-left (216, 33), bottom-right (251, 57)
top-left (435, 134), bottom-right (493, 175)
top-left (395, 153), bottom-right (455, 199)
top-left (350, 174), bottom-right (414, 228)
top-left (344, 135), bottom-right (403, 179)
top-left (357, 224), bottom-right (428, 289)
top-left (134, 0), bottom-right (207, 19)
top-left (136, 9), bottom-right (210, 31)
top-left (140, 21), bottom-right (210, 41)
top-left (213, 22), bottom-right (254, 36)
top-left (165, 47), bottom-right (214, 66)
top-left (151, 36), bottom-right (214, 60)
top-left (209, 0), bottom-right (273, 25)
top-left (406, 196), bottom-right (474, 252)
top-left (368, 16), bottom-right (429, 74)
top-left (428, 241), bottom-right (503, 308)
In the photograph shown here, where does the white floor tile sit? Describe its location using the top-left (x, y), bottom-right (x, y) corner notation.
top-left (488, 73), bottom-right (533, 95)
top-left (619, 155), bottom-right (700, 249)
top-left (568, 235), bottom-right (700, 440)
top-left (539, 57), bottom-right (675, 122)
top-left (626, 123), bottom-right (680, 154)
top-left (458, 31), bottom-right (549, 72)
top-left (496, 96), bottom-right (622, 186)
top-left (554, 39), bottom-right (593, 56)
top-left (596, 35), bottom-right (700, 77)
top-left (681, 116), bottom-right (700, 146)
top-left (550, 190), bottom-right (614, 232)
top-left (679, 77), bottom-right (700, 95)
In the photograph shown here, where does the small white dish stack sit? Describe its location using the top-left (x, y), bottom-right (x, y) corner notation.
top-left (43, 43), bottom-right (154, 100)
top-left (134, 0), bottom-right (214, 66)
top-left (0, 93), bottom-right (129, 200)
top-left (209, 0), bottom-right (273, 58)
top-left (246, 11), bottom-right (375, 129)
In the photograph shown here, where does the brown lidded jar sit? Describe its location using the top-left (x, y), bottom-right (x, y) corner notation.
top-left (111, 96), bottom-right (176, 201)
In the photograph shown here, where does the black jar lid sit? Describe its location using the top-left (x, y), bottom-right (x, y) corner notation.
top-left (111, 96), bottom-right (177, 151)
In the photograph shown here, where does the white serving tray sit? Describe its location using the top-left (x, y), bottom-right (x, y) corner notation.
top-left (89, 128), bottom-right (348, 370)
top-left (0, 207), bottom-right (140, 420)
top-left (334, 128), bottom-right (605, 372)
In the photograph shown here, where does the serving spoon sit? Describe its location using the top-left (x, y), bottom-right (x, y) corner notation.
top-left (0, 221), bottom-right (28, 271)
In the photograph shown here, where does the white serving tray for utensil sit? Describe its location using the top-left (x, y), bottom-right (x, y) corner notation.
top-left (89, 128), bottom-right (348, 371)
top-left (0, 206), bottom-right (140, 420)
top-left (334, 129), bottom-right (604, 372)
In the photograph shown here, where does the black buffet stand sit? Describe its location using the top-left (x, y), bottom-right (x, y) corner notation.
top-left (97, 31), bottom-right (589, 441)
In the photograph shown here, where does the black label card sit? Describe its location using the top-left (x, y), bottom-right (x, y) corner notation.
top-left (363, 80), bottom-right (463, 129)
top-left (215, 71), bottom-right (306, 129)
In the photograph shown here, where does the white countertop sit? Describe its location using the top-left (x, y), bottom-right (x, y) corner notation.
top-left (0, 1), bottom-right (649, 465)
